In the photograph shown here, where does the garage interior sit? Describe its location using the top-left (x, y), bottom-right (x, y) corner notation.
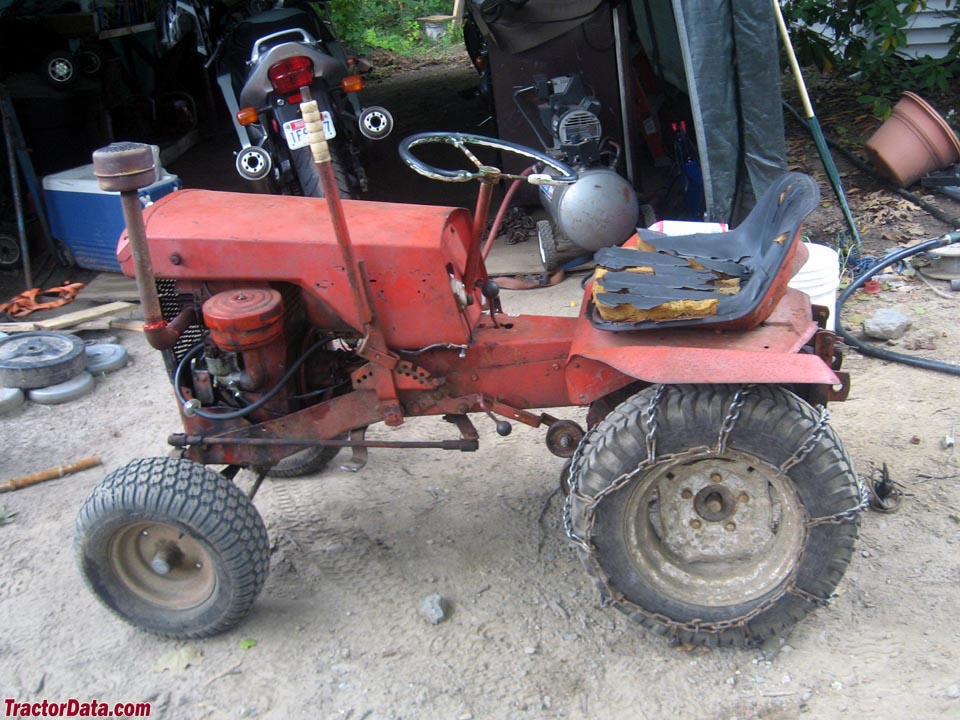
top-left (0, 0), bottom-right (787, 304)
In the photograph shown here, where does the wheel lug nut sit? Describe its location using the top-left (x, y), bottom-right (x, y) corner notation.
top-left (738, 493), bottom-right (749, 503)
top-left (681, 489), bottom-right (693, 500)
top-left (725, 522), bottom-right (736, 531)
top-left (711, 472), bottom-right (722, 482)
top-left (690, 519), bottom-right (702, 530)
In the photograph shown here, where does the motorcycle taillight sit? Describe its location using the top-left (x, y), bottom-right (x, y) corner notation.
top-left (268, 56), bottom-right (314, 95)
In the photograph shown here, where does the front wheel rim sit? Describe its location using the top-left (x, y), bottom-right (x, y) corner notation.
top-left (621, 450), bottom-right (806, 608)
top-left (108, 521), bottom-right (217, 610)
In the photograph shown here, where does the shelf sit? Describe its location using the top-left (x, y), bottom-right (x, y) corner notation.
top-left (98, 22), bottom-right (154, 40)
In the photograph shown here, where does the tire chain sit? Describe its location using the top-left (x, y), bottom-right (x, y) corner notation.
top-left (562, 384), bottom-right (869, 639)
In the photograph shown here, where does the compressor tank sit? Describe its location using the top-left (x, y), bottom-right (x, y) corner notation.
top-left (539, 167), bottom-right (639, 251)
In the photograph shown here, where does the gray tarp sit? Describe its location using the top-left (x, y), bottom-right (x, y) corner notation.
top-left (478, 0), bottom-right (787, 224)
top-left (472, 0), bottom-right (605, 54)
top-left (671, 0), bottom-right (787, 221)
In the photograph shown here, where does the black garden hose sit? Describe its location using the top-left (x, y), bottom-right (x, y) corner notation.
top-left (836, 231), bottom-right (960, 375)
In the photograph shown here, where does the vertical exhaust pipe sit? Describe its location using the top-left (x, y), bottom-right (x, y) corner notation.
top-left (92, 142), bottom-right (195, 350)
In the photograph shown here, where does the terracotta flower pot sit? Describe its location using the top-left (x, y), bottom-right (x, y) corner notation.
top-left (865, 91), bottom-right (960, 187)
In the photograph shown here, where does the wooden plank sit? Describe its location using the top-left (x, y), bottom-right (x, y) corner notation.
top-left (2, 302), bottom-right (139, 333)
top-left (109, 318), bottom-right (145, 332)
top-left (38, 302), bottom-right (136, 330)
top-left (0, 322), bottom-right (42, 333)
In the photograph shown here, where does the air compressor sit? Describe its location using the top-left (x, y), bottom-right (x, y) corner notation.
top-left (516, 75), bottom-right (640, 270)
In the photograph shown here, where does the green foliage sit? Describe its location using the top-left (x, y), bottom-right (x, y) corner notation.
top-left (328, 0), bottom-right (459, 55)
top-left (783, 0), bottom-right (960, 115)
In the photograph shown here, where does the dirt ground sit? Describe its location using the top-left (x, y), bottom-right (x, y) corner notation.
top-left (3, 55), bottom-right (960, 720)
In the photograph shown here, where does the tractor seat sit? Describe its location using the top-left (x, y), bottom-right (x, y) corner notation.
top-left (588, 172), bottom-right (820, 332)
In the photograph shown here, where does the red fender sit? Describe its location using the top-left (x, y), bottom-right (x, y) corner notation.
top-left (565, 289), bottom-right (841, 405)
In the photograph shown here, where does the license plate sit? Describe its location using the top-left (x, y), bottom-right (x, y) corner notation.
top-left (283, 112), bottom-right (336, 149)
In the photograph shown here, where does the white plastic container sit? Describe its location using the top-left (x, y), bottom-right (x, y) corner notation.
top-left (788, 243), bottom-right (840, 327)
top-left (648, 219), bottom-right (728, 235)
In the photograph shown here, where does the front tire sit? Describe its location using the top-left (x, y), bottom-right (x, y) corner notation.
top-left (537, 220), bottom-right (560, 271)
top-left (74, 457), bottom-right (270, 638)
top-left (568, 384), bottom-right (861, 647)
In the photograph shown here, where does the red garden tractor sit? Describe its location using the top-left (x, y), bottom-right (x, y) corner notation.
top-left (74, 100), bottom-right (864, 647)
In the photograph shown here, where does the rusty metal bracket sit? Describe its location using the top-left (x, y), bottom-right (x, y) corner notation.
top-left (483, 396), bottom-right (557, 429)
top-left (811, 303), bottom-right (830, 329)
top-left (357, 333), bottom-right (399, 370)
top-left (813, 328), bottom-right (843, 371)
top-left (443, 413), bottom-right (480, 444)
top-left (340, 427), bottom-right (369, 472)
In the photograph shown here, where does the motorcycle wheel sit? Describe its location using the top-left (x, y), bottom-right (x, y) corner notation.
top-left (42, 51), bottom-right (77, 89)
top-left (291, 141), bottom-right (356, 199)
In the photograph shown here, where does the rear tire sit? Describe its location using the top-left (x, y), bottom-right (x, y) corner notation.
top-left (568, 384), bottom-right (860, 647)
top-left (268, 445), bottom-right (341, 478)
top-left (291, 141), bottom-right (355, 198)
top-left (74, 457), bottom-right (270, 638)
top-left (42, 51), bottom-right (77, 89)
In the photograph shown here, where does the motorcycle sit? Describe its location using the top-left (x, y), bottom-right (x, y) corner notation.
top-left (158, 0), bottom-right (393, 198)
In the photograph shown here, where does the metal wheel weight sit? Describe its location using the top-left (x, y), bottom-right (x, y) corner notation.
top-left (85, 344), bottom-right (129, 374)
top-left (27, 371), bottom-right (95, 405)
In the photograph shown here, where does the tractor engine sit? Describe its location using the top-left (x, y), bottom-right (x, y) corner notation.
top-left (522, 74), bottom-right (639, 270)
top-left (160, 281), bottom-right (361, 428)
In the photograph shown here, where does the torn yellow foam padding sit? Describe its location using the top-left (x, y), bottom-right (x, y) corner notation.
top-left (592, 273), bottom-right (720, 322)
top-left (593, 293), bottom-right (720, 322)
top-left (623, 234), bottom-right (658, 252)
top-left (711, 277), bottom-right (741, 295)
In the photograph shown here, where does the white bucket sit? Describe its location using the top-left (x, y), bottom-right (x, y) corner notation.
top-left (417, 16), bottom-right (450, 43)
top-left (788, 243), bottom-right (840, 326)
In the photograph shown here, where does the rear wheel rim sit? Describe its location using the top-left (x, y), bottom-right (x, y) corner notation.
top-left (621, 450), bottom-right (805, 607)
top-left (48, 57), bottom-right (73, 83)
top-left (108, 521), bottom-right (216, 610)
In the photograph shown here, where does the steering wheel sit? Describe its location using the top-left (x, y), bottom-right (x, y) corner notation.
top-left (398, 132), bottom-right (577, 186)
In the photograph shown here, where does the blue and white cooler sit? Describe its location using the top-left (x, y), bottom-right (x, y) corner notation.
top-left (43, 149), bottom-right (181, 272)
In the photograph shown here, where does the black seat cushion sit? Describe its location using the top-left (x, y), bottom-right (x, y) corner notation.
top-left (589, 173), bottom-right (820, 331)
top-left (228, 8), bottom-right (321, 63)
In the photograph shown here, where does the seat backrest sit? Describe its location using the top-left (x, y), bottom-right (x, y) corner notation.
top-left (590, 173), bottom-right (820, 331)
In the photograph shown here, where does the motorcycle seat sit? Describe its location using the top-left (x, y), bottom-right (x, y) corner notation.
top-left (588, 172), bottom-right (820, 332)
top-left (231, 7), bottom-right (323, 59)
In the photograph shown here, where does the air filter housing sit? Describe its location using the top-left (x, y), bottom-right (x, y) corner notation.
top-left (202, 287), bottom-right (284, 351)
